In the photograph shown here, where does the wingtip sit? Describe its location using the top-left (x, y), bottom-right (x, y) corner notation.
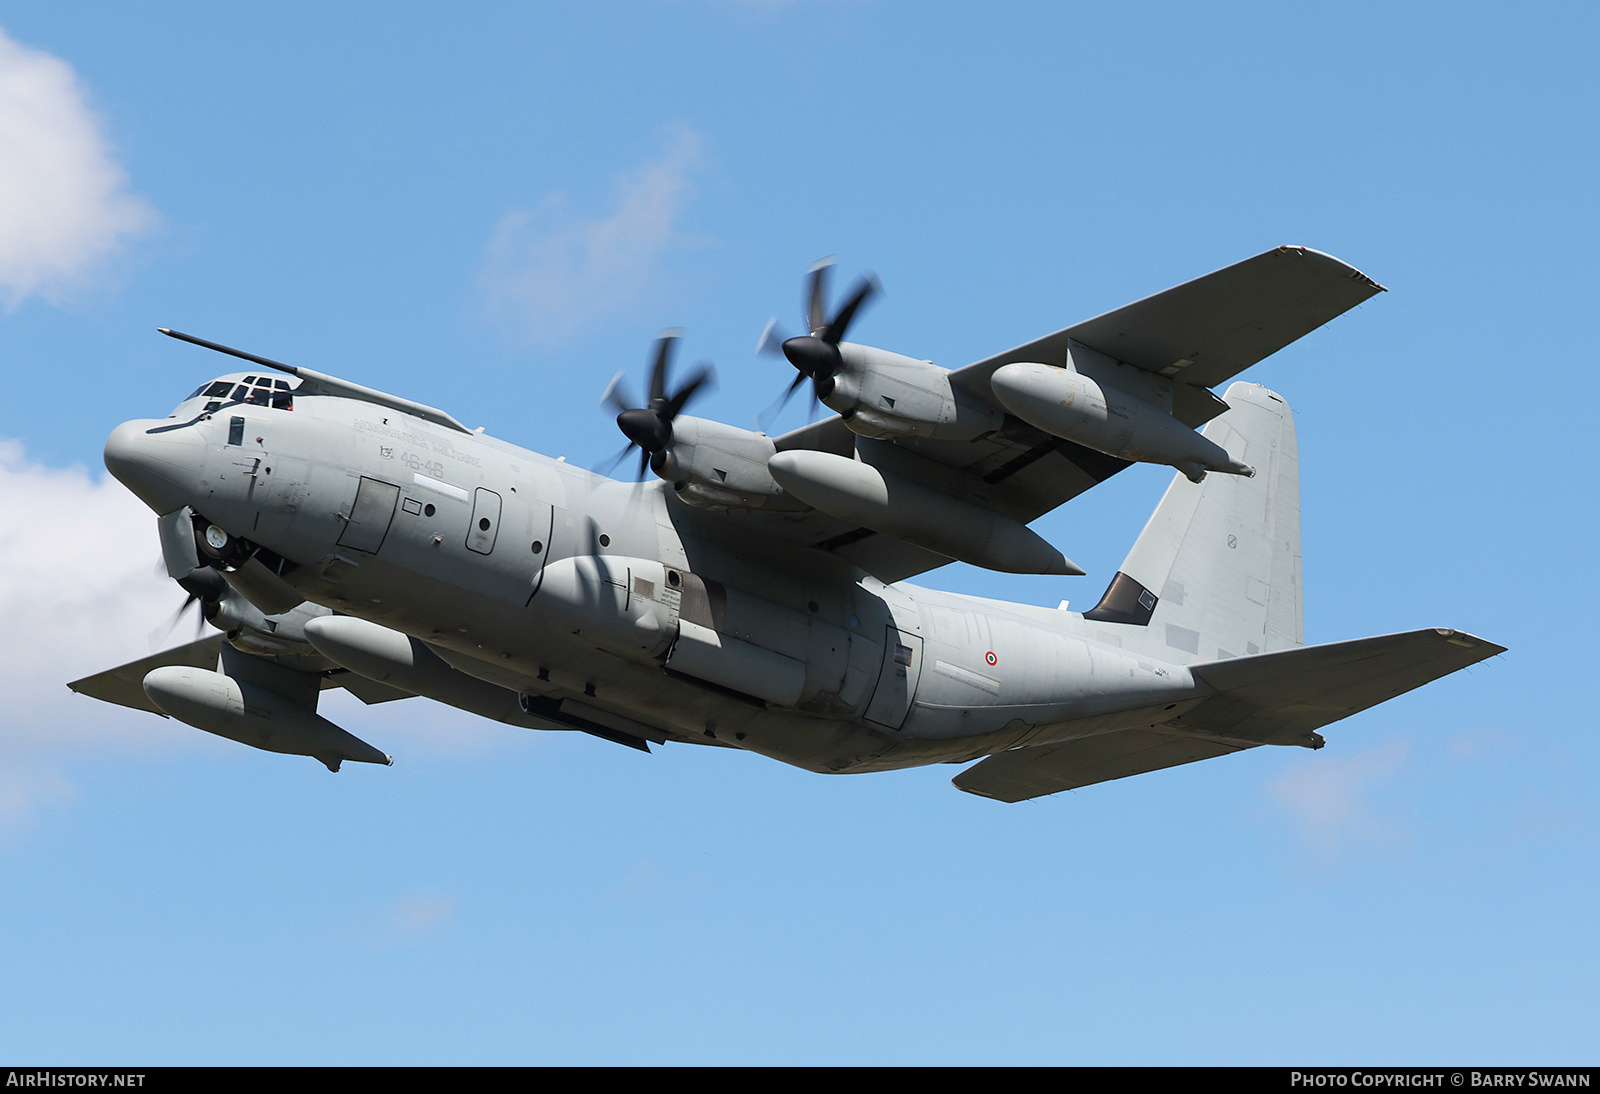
top-left (1433, 628), bottom-right (1508, 657)
top-left (1279, 245), bottom-right (1387, 293)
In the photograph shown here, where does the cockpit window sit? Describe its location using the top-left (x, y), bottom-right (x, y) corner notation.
top-left (174, 374), bottom-right (295, 416)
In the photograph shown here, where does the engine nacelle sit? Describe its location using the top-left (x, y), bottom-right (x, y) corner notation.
top-left (989, 347), bottom-right (1253, 483)
top-left (654, 416), bottom-right (798, 510)
top-left (824, 344), bottom-right (1003, 441)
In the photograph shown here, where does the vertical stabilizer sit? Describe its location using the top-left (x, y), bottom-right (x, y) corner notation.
top-left (1082, 382), bottom-right (1302, 663)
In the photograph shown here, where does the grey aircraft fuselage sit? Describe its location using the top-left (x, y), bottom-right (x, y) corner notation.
top-left (89, 249), bottom-right (1503, 796)
top-left (106, 379), bottom-right (1204, 776)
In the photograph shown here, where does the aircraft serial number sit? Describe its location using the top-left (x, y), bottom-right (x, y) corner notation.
top-left (398, 451), bottom-right (446, 478)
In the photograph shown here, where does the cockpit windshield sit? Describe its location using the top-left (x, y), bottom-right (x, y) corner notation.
top-left (172, 373), bottom-right (295, 417)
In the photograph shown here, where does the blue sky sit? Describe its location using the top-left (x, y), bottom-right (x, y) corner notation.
top-left (0, 2), bottom-right (1593, 1064)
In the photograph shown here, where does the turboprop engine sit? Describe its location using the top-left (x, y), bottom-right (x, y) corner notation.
top-left (654, 416), bottom-right (796, 510)
top-left (820, 344), bottom-right (1003, 442)
top-left (767, 260), bottom-right (1002, 442)
top-left (988, 342), bottom-right (1254, 483)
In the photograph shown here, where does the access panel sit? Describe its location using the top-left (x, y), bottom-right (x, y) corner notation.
top-left (337, 476), bottom-right (401, 554)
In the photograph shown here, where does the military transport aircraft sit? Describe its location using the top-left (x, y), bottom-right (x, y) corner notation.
top-left (70, 246), bottom-right (1503, 802)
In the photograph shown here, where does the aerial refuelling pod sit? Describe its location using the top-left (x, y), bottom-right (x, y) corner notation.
top-left (989, 361), bottom-right (1254, 483)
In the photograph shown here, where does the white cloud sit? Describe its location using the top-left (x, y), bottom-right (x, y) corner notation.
top-left (1266, 739), bottom-right (1410, 867)
top-left (479, 126), bottom-right (704, 344)
top-left (0, 440), bottom-right (177, 738)
top-left (0, 26), bottom-right (156, 308)
top-left (0, 440), bottom-right (184, 837)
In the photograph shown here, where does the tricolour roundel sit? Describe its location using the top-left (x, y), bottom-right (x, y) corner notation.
top-left (985, 651), bottom-right (997, 666)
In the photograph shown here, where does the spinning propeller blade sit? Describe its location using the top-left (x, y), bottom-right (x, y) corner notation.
top-left (765, 258), bottom-right (880, 420)
top-left (600, 330), bottom-right (715, 481)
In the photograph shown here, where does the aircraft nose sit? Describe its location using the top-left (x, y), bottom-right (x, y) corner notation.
top-left (104, 419), bottom-right (206, 514)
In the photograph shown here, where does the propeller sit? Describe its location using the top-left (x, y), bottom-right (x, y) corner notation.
top-left (761, 257), bottom-right (879, 419)
top-left (599, 330), bottom-right (714, 481)
top-left (150, 564), bottom-right (228, 648)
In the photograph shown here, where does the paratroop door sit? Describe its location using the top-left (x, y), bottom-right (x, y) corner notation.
top-left (863, 625), bottom-right (924, 730)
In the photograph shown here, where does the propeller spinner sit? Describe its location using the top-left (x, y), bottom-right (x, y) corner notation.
top-left (601, 330), bottom-right (715, 480)
top-left (761, 258), bottom-right (880, 416)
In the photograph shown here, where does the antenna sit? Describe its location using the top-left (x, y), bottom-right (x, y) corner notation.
top-left (157, 328), bottom-right (301, 378)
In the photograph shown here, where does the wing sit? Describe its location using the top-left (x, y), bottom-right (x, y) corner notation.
top-left (950, 245), bottom-right (1385, 410)
top-left (953, 628), bottom-right (1503, 802)
top-left (696, 247), bottom-right (1381, 582)
top-left (678, 414), bottom-right (1128, 583)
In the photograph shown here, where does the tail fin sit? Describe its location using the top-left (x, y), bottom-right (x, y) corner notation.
top-left (1082, 382), bottom-right (1302, 663)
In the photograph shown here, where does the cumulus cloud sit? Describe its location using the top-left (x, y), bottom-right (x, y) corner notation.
top-left (0, 440), bottom-right (177, 738)
top-left (479, 126), bottom-right (704, 344)
top-left (0, 440), bottom-right (183, 837)
top-left (0, 26), bottom-right (155, 308)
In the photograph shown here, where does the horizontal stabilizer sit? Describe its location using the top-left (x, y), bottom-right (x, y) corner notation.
top-left (953, 627), bottom-right (1503, 802)
top-left (68, 636), bottom-right (225, 715)
top-left (955, 246), bottom-right (1384, 403)
top-left (953, 729), bottom-right (1246, 803)
top-left (1182, 627), bottom-right (1505, 746)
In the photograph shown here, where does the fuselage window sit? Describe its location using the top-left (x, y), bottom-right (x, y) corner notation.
top-left (227, 416), bottom-right (245, 446)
